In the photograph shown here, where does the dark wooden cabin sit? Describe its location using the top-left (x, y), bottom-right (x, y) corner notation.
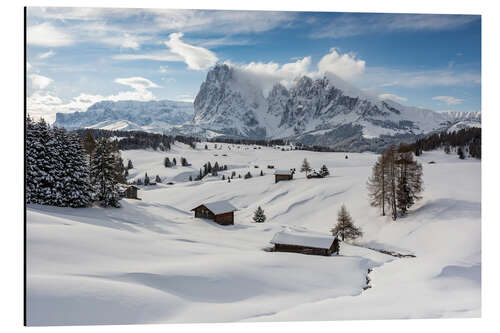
top-left (270, 231), bottom-right (339, 256)
top-left (274, 169), bottom-right (294, 183)
top-left (122, 185), bottom-right (139, 200)
top-left (191, 200), bottom-right (237, 225)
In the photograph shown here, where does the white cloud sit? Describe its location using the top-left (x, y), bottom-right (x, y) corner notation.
top-left (165, 32), bottom-right (218, 70)
top-left (114, 77), bottom-right (160, 90)
top-left (28, 74), bottom-right (53, 89)
top-left (378, 93), bottom-right (408, 103)
top-left (432, 96), bottom-right (464, 105)
top-left (317, 48), bottom-right (366, 80)
top-left (228, 57), bottom-right (312, 95)
top-left (152, 9), bottom-right (296, 35)
top-left (159, 66), bottom-right (168, 73)
top-left (112, 51), bottom-right (183, 62)
top-left (27, 22), bottom-right (74, 47)
top-left (38, 50), bottom-right (55, 59)
top-left (28, 76), bottom-right (161, 123)
top-left (101, 33), bottom-right (144, 50)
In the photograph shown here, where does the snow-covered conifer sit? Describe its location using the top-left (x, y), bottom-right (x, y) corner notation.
top-left (252, 206), bottom-right (266, 223)
top-left (90, 138), bottom-right (121, 207)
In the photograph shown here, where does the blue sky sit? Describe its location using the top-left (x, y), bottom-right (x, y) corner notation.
top-left (26, 8), bottom-right (481, 122)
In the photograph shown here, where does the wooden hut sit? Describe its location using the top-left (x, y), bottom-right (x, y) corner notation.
top-left (191, 200), bottom-right (237, 225)
top-left (122, 185), bottom-right (139, 200)
top-left (270, 230), bottom-right (339, 256)
top-left (274, 169), bottom-right (294, 183)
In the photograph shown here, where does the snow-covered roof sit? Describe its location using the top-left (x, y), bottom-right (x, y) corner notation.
top-left (270, 231), bottom-right (336, 249)
top-left (274, 169), bottom-right (293, 175)
top-left (192, 200), bottom-right (238, 215)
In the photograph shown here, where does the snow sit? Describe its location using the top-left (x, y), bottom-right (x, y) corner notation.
top-left (271, 230), bottom-right (336, 249)
top-left (194, 200), bottom-right (238, 215)
top-left (274, 169), bottom-right (293, 175)
top-left (26, 142), bottom-right (480, 325)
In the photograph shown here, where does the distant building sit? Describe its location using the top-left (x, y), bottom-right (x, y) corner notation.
top-left (122, 185), bottom-right (139, 200)
top-left (191, 200), bottom-right (237, 225)
top-left (270, 230), bottom-right (339, 256)
top-left (274, 169), bottom-right (294, 183)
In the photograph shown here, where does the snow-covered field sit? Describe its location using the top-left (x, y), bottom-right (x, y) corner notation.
top-left (26, 142), bottom-right (481, 325)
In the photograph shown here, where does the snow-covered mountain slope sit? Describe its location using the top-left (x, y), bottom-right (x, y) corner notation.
top-left (439, 111), bottom-right (481, 133)
top-left (53, 100), bottom-right (194, 132)
top-left (52, 65), bottom-right (480, 151)
top-left (26, 144), bottom-right (480, 325)
top-left (191, 64), bottom-right (481, 149)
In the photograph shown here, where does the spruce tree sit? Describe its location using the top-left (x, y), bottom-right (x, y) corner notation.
top-left (330, 205), bottom-right (362, 241)
top-left (144, 173), bottom-right (150, 186)
top-left (319, 165), bottom-right (330, 177)
top-left (395, 152), bottom-right (423, 215)
top-left (155, 175), bottom-right (162, 183)
top-left (260, 170), bottom-right (264, 176)
top-left (91, 138), bottom-right (121, 207)
top-left (164, 157), bottom-right (171, 168)
top-left (61, 132), bottom-right (94, 207)
top-left (127, 159), bottom-right (133, 169)
top-left (173, 157), bottom-right (177, 165)
top-left (82, 130), bottom-right (96, 162)
top-left (252, 206), bottom-right (266, 223)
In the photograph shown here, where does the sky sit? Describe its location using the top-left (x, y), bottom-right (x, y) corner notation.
top-left (26, 7), bottom-right (481, 123)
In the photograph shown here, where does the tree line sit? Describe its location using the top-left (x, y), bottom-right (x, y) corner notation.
top-left (400, 127), bottom-right (481, 159)
top-left (27, 118), bottom-right (126, 208)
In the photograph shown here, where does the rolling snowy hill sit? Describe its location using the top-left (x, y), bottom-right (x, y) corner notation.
top-left (26, 143), bottom-right (481, 325)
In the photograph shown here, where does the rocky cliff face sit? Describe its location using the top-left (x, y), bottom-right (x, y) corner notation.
top-left (192, 64), bottom-right (467, 148)
top-left (193, 64), bottom-right (266, 138)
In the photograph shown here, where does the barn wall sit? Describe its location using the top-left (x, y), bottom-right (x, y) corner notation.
top-left (275, 175), bottom-right (293, 183)
top-left (274, 244), bottom-right (330, 256)
top-left (215, 212), bottom-right (234, 225)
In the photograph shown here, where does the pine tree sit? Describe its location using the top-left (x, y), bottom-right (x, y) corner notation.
top-left (395, 152), bottom-right (423, 215)
top-left (189, 175), bottom-right (193, 181)
top-left (60, 132), bottom-right (94, 207)
top-left (260, 170), bottom-right (264, 176)
top-left (164, 157), bottom-right (172, 168)
top-left (252, 206), bottom-right (266, 223)
top-left (91, 138), bottom-right (121, 207)
top-left (244, 171), bottom-right (252, 179)
top-left (144, 173), bottom-right (150, 186)
top-left (330, 205), bottom-right (362, 241)
top-left (82, 130), bottom-right (96, 163)
top-left (127, 159), bottom-right (133, 169)
top-left (173, 157), bottom-right (177, 165)
top-left (319, 165), bottom-right (330, 177)
top-left (222, 175), bottom-right (225, 180)
top-left (155, 175), bottom-right (162, 183)
top-left (300, 158), bottom-right (312, 176)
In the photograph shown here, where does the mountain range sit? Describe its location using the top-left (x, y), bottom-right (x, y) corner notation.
top-left (53, 64), bottom-right (481, 151)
